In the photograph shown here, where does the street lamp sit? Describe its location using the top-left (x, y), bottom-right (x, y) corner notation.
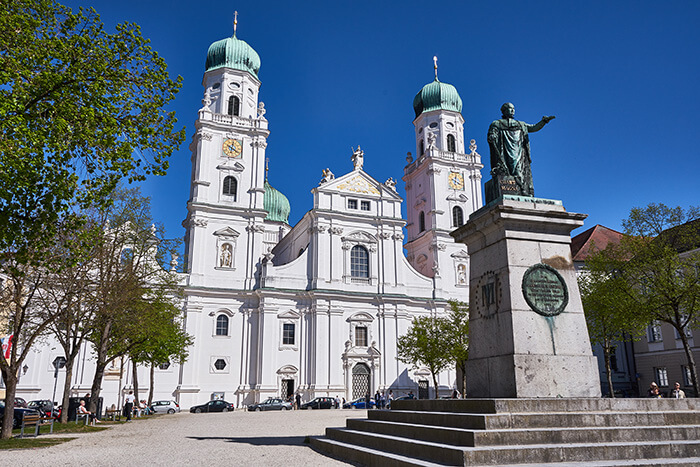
top-left (51, 356), bottom-right (67, 405)
top-left (22, 364), bottom-right (28, 375)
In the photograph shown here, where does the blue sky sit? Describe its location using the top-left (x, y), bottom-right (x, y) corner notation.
top-left (64, 0), bottom-right (700, 244)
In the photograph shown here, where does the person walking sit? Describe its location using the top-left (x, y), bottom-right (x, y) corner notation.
top-left (124, 390), bottom-right (136, 421)
top-left (671, 382), bottom-right (686, 399)
top-left (295, 392), bottom-right (301, 410)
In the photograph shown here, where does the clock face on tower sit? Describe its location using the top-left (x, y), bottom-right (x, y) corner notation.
top-left (448, 172), bottom-right (464, 190)
top-left (222, 139), bottom-right (242, 158)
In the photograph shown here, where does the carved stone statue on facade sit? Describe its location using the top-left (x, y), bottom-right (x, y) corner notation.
top-left (384, 177), bottom-right (396, 190)
top-left (485, 103), bottom-right (555, 202)
top-left (220, 243), bottom-right (232, 268)
top-left (320, 168), bottom-right (335, 184)
top-left (257, 101), bottom-right (266, 119)
top-left (427, 131), bottom-right (437, 150)
top-left (351, 146), bottom-right (364, 170)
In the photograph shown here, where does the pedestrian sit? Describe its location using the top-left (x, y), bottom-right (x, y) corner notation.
top-left (124, 390), bottom-right (136, 421)
top-left (374, 390), bottom-right (381, 409)
top-left (334, 396), bottom-right (340, 409)
top-left (647, 382), bottom-right (662, 398)
top-left (295, 392), bottom-right (301, 410)
top-left (365, 392), bottom-right (371, 409)
top-left (407, 390), bottom-right (414, 399)
top-left (670, 382), bottom-right (686, 399)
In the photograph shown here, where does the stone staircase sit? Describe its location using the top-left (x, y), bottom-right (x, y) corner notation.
top-left (310, 398), bottom-right (700, 466)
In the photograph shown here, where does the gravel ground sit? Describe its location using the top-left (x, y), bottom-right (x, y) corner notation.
top-left (3, 409), bottom-right (361, 466)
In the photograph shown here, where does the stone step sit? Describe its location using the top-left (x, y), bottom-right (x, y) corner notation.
top-left (310, 436), bottom-right (447, 467)
top-left (390, 398), bottom-right (700, 415)
top-left (499, 459), bottom-right (700, 467)
top-left (348, 418), bottom-right (700, 447)
top-left (324, 427), bottom-right (700, 466)
top-left (370, 409), bottom-right (700, 430)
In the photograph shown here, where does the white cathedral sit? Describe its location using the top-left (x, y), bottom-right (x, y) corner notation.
top-left (14, 29), bottom-right (484, 409)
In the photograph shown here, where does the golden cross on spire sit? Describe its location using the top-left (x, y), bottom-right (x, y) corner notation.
top-left (233, 11), bottom-right (238, 36)
top-left (433, 56), bottom-right (438, 80)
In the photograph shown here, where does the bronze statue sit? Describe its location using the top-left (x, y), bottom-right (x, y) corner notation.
top-left (486, 103), bottom-right (554, 202)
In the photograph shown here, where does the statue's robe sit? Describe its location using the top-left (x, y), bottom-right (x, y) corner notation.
top-left (487, 118), bottom-right (545, 197)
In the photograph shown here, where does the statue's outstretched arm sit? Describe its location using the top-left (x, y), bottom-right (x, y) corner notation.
top-left (527, 115), bottom-right (555, 133)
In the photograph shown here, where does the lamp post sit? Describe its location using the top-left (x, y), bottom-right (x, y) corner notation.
top-left (51, 356), bottom-right (66, 406)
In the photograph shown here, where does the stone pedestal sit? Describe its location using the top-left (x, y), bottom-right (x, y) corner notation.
top-left (451, 196), bottom-right (601, 398)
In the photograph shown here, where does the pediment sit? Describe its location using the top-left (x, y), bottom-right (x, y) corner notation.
top-left (217, 161), bottom-right (245, 172)
top-left (347, 312), bottom-right (374, 323)
top-left (451, 249), bottom-right (470, 260)
top-left (277, 310), bottom-right (301, 320)
top-left (214, 227), bottom-right (240, 239)
top-left (341, 231), bottom-right (378, 244)
top-left (446, 192), bottom-right (469, 202)
top-left (276, 365), bottom-right (298, 375)
top-left (344, 346), bottom-right (381, 357)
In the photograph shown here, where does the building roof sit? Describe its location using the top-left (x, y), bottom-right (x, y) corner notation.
top-left (412, 79), bottom-right (462, 118)
top-left (571, 224), bottom-right (625, 262)
top-left (264, 180), bottom-right (290, 224)
top-left (205, 34), bottom-right (261, 78)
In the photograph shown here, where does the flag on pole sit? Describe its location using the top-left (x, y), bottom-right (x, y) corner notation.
top-left (1, 335), bottom-right (12, 359)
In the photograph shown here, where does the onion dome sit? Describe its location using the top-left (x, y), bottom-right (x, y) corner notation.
top-left (205, 34), bottom-right (261, 79)
top-left (264, 180), bottom-right (290, 224)
top-left (412, 79), bottom-right (462, 118)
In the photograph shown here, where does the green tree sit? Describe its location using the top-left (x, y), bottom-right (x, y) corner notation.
top-left (0, 0), bottom-right (185, 261)
top-left (443, 300), bottom-right (469, 397)
top-left (397, 315), bottom-right (451, 398)
top-left (579, 243), bottom-right (647, 397)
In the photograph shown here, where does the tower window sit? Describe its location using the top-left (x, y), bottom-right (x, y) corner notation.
top-left (227, 96), bottom-right (240, 116)
top-left (355, 326), bottom-right (368, 347)
top-left (350, 245), bottom-right (369, 278)
top-left (447, 134), bottom-right (456, 152)
top-left (420, 139), bottom-right (425, 156)
top-left (419, 211), bottom-right (426, 232)
top-left (223, 176), bottom-right (237, 200)
top-left (452, 206), bottom-right (464, 227)
top-left (214, 359), bottom-right (227, 371)
top-left (216, 315), bottom-right (229, 336)
top-left (282, 323), bottom-right (295, 345)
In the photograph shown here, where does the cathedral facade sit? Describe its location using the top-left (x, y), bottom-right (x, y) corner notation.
top-left (12, 30), bottom-right (484, 409)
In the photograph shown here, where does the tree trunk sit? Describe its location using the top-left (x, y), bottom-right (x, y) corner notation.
top-left (431, 372), bottom-right (440, 399)
top-left (89, 360), bottom-right (108, 414)
top-left (678, 327), bottom-right (699, 397)
top-left (132, 359), bottom-right (139, 402)
top-left (460, 360), bottom-right (467, 398)
top-left (60, 359), bottom-right (75, 424)
top-left (148, 362), bottom-right (155, 406)
top-left (0, 369), bottom-right (17, 439)
top-left (603, 339), bottom-right (615, 398)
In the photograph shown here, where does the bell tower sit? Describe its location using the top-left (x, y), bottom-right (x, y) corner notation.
top-left (183, 22), bottom-right (270, 290)
top-left (403, 58), bottom-right (483, 297)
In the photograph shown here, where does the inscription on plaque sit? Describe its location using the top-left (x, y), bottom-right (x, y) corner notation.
top-left (521, 263), bottom-right (568, 317)
top-left (498, 176), bottom-right (520, 195)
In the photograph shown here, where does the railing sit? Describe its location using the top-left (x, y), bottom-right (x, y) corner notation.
top-left (201, 111), bottom-right (261, 128)
top-left (350, 277), bottom-right (371, 285)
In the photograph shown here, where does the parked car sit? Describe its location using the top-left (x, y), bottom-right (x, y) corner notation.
top-left (150, 400), bottom-right (181, 414)
top-left (189, 400), bottom-right (235, 413)
top-left (343, 397), bottom-right (376, 409)
top-left (0, 401), bottom-right (39, 429)
top-left (247, 398), bottom-right (293, 412)
top-left (300, 397), bottom-right (337, 410)
top-left (386, 395), bottom-right (411, 409)
top-left (28, 400), bottom-right (58, 418)
top-left (14, 397), bottom-right (28, 408)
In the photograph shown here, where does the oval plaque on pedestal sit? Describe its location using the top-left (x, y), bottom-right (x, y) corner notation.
top-left (521, 263), bottom-right (568, 317)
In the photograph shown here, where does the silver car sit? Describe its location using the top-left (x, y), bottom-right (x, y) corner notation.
top-left (150, 400), bottom-right (181, 414)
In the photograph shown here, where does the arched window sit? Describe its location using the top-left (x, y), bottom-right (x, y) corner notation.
top-left (447, 134), bottom-right (456, 152)
top-left (350, 245), bottom-right (369, 278)
top-left (216, 315), bottom-right (229, 336)
top-left (223, 176), bottom-right (237, 200)
top-left (419, 211), bottom-right (425, 232)
top-left (419, 139), bottom-right (425, 156)
top-left (452, 206), bottom-right (464, 227)
top-left (227, 96), bottom-right (240, 116)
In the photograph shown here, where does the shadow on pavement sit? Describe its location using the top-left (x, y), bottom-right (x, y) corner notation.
top-left (187, 436), bottom-right (307, 446)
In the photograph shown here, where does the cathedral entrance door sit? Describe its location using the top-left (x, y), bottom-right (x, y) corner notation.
top-left (418, 380), bottom-right (429, 399)
top-left (352, 363), bottom-right (370, 400)
top-left (281, 379), bottom-right (294, 400)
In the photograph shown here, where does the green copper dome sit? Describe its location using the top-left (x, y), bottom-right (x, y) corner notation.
top-left (264, 180), bottom-right (290, 224)
top-left (205, 35), bottom-right (261, 79)
top-left (413, 79), bottom-right (462, 118)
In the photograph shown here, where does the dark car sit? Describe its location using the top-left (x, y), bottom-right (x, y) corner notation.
top-left (247, 398), bottom-right (293, 412)
top-left (343, 397), bottom-right (376, 409)
top-left (189, 400), bottom-right (235, 413)
top-left (386, 395), bottom-right (411, 409)
top-left (300, 397), bottom-right (336, 410)
top-left (28, 400), bottom-right (58, 418)
top-left (0, 401), bottom-right (39, 429)
top-left (14, 397), bottom-right (28, 408)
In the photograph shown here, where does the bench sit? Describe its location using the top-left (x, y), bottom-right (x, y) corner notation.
top-left (76, 413), bottom-right (95, 426)
top-left (105, 409), bottom-right (121, 421)
top-left (20, 413), bottom-right (54, 438)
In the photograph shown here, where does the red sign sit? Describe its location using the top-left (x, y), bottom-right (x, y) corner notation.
top-left (1, 335), bottom-right (12, 359)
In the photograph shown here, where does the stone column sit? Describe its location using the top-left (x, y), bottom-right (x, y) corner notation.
top-left (451, 196), bottom-right (601, 398)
